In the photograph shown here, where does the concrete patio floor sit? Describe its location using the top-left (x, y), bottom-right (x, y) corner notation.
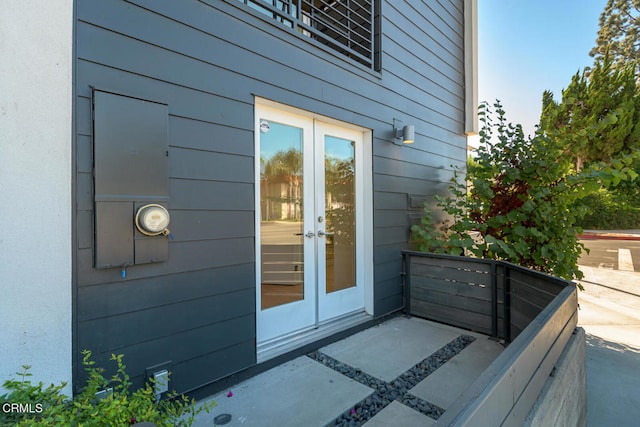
top-left (191, 316), bottom-right (504, 426)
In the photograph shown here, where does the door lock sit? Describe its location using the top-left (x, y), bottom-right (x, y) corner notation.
top-left (305, 231), bottom-right (316, 238)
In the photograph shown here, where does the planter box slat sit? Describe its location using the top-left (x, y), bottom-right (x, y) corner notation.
top-left (511, 280), bottom-right (557, 309)
top-left (410, 275), bottom-right (493, 301)
top-left (510, 268), bottom-right (567, 294)
top-left (410, 255), bottom-right (493, 274)
top-left (410, 299), bottom-right (493, 335)
top-left (511, 294), bottom-right (546, 325)
top-left (409, 265), bottom-right (492, 287)
top-left (411, 285), bottom-right (493, 316)
top-left (510, 310), bottom-right (530, 337)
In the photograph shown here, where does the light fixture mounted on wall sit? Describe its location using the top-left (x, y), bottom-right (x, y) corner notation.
top-left (393, 119), bottom-right (415, 144)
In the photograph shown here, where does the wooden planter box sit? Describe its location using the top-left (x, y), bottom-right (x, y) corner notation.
top-left (402, 251), bottom-right (581, 426)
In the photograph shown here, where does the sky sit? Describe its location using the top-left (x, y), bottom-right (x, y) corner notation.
top-left (475, 1), bottom-right (608, 141)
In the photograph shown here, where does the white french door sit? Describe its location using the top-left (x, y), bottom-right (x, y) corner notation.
top-left (255, 104), bottom-right (366, 344)
top-left (315, 122), bottom-right (365, 321)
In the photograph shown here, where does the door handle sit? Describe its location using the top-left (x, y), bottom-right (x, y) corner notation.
top-left (317, 230), bottom-right (334, 237)
top-left (295, 231), bottom-right (316, 238)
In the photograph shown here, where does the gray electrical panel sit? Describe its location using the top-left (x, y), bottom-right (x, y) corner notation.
top-left (93, 90), bottom-right (169, 269)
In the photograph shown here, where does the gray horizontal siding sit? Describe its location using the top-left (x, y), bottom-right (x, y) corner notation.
top-left (374, 192), bottom-right (409, 210)
top-left (169, 147), bottom-right (253, 183)
top-left (76, 0), bottom-right (464, 137)
top-left (169, 118), bottom-right (254, 157)
top-left (77, 239), bottom-right (255, 286)
top-left (77, 265), bottom-right (254, 321)
top-left (374, 226), bottom-right (411, 246)
top-left (138, 317), bottom-right (255, 387)
top-left (373, 173), bottom-right (451, 196)
top-left (373, 156), bottom-right (457, 182)
top-left (374, 243), bottom-right (407, 264)
top-left (169, 211), bottom-right (254, 242)
top-left (74, 0), bottom-right (468, 393)
top-left (87, 322), bottom-right (256, 393)
top-left (374, 140), bottom-right (466, 170)
top-left (78, 289), bottom-right (254, 353)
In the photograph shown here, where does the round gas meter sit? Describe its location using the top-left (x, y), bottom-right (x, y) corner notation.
top-left (135, 204), bottom-right (171, 236)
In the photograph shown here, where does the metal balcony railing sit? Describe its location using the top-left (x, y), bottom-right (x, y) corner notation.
top-left (238, 0), bottom-right (379, 69)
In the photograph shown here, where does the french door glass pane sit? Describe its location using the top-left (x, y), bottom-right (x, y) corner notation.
top-left (260, 120), bottom-right (304, 309)
top-left (324, 135), bottom-right (356, 293)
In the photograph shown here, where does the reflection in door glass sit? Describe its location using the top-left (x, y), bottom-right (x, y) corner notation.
top-left (324, 135), bottom-right (356, 293)
top-left (260, 120), bottom-right (304, 309)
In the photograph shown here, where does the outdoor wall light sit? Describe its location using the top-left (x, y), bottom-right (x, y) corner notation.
top-left (393, 120), bottom-right (415, 144)
top-left (399, 125), bottom-right (415, 143)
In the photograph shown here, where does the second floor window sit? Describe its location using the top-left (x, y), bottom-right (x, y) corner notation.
top-left (239, 0), bottom-right (380, 70)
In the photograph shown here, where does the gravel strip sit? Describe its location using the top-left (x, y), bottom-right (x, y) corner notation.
top-left (308, 334), bottom-right (476, 427)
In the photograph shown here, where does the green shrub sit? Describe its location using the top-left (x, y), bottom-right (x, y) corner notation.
top-left (0, 350), bottom-right (214, 427)
top-left (412, 101), bottom-right (640, 281)
top-left (578, 189), bottom-right (640, 229)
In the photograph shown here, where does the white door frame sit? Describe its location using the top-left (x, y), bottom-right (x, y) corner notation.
top-left (254, 98), bottom-right (373, 352)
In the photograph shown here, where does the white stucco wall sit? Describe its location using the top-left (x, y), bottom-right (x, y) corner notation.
top-left (0, 1), bottom-right (73, 394)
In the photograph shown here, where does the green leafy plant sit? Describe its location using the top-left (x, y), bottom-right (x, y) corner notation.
top-left (411, 199), bottom-right (480, 257)
top-left (0, 350), bottom-right (214, 427)
top-left (0, 366), bottom-right (68, 427)
top-left (577, 188), bottom-right (640, 229)
top-left (412, 101), bottom-right (640, 281)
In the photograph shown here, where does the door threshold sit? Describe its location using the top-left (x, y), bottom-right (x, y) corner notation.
top-left (257, 310), bottom-right (371, 363)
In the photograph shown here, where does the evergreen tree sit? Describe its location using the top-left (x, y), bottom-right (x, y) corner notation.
top-left (539, 55), bottom-right (640, 171)
top-left (590, 0), bottom-right (640, 72)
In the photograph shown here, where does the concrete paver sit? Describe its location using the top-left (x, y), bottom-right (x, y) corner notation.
top-left (362, 401), bottom-right (434, 427)
top-left (408, 337), bottom-right (504, 410)
top-left (194, 357), bottom-right (373, 427)
top-left (320, 316), bottom-right (461, 382)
